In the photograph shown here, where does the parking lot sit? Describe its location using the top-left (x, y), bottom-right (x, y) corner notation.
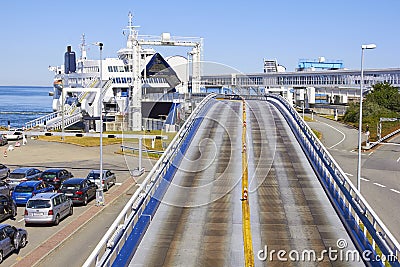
top-left (0, 138), bottom-right (155, 266)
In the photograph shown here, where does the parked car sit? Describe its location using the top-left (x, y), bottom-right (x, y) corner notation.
top-left (5, 130), bottom-right (23, 141)
top-left (0, 164), bottom-right (9, 180)
top-left (0, 136), bottom-right (7, 146)
top-left (24, 192), bottom-right (73, 226)
top-left (0, 181), bottom-right (12, 196)
top-left (0, 195), bottom-right (17, 222)
top-left (38, 169), bottom-right (73, 189)
top-left (0, 224), bottom-right (27, 263)
top-left (86, 170), bottom-right (116, 191)
top-left (6, 168), bottom-right (42, 188)
top-left (11, 181), bottom-right (54, 205)
top-left (58, 178), bottom-right (97, 206)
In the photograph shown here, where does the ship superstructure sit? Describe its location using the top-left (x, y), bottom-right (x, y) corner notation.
top-left (28, 12), bottom-right (202, 133)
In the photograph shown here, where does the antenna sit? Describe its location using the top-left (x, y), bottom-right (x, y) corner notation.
top-left (80, 33), bottom-right (87, 60)
top-left (123, 11), bottom-right (140, 38)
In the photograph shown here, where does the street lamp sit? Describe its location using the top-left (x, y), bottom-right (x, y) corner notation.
top-left (357, 43), bottom-right (376, 193)
top-left (94, 42), bottom-right (104, 205)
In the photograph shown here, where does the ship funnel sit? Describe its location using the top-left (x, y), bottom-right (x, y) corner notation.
top-left (65, 45), bottom-right (76, 74)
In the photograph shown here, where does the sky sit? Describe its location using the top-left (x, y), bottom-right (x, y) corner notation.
top-left (0, 0), bottom-right (399, 86)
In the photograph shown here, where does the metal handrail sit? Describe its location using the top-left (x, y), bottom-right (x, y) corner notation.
top-left (83, 93), bottom-right (216, 267)
top-left (267, 94), bottom-right (400, 267)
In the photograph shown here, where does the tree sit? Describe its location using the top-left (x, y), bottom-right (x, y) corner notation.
top-left (343, 82), bottom-right (400, 124)
top-left (365, 82), bottom-right (400, 112)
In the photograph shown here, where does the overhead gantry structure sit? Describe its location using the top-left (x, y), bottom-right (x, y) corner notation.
top-left (124, 12), bottom-right (203, 131)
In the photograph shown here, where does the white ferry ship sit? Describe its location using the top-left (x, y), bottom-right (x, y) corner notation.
top-left (27, 12), bottom-right (203, 132)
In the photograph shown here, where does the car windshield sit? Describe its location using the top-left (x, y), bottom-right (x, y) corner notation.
top-left (87, 172), bottom-right (101, 179)
top-left (60, 184), bottom-right (80, 190)
top-left (9, 173), bottom-right (26, 179)
top-left (42, 173), bottom-right (56, 179)
top-left (27, 199), bottom-right (51, 209)
top-left (14, 186), bottom-right (34, 193)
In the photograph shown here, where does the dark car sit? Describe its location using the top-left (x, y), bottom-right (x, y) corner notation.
top-left (0, 164), bottom-right (9, 180)
top-left (0, 224), bottom-right (28, 263)
top-left (38, 169), bottom-right (73, 189)
top-left (6, 168), bottom-right (42, 188)
top-left (11, 181), bottom-right (54, 205)
top-left (0, 136), bottom-right (7, 146)
top-left (0, 181), bottom-right (11, 197)
top-left (0, 195), bottom-right (17, 221)
top-left (58, 178), bottom-right (97, 206)
top-left (86, 170), bottom-right (116, 191)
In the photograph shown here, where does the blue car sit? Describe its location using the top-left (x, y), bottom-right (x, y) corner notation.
top-left (11, 181), bottom-right (54, 205)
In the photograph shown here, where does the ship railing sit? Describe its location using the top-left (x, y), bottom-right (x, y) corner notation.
top-left (101, 79), bottom-right (113, 98)
top-left (142, 93), bottom-right (185, 102)
top-left (267, 93), bottom-right (400, 267)
top-left (45, 112), bottom-right (83, 131)
top-left (25, 111), bottom-right (62, 130)
top-left (83, 93), bottom-right (216, 267)
top-left (68, 78), bottom-right (100, 115)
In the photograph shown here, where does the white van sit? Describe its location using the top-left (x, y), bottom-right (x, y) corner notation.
top-left (24, 193), bottom-right (73, 226)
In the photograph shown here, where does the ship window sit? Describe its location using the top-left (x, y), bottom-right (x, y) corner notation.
top-left (113, 66), bottom-right (118, 72)
top-left (124, 66), bottom-right (129, 72)
top-left (112, 78), bottom-right (116, 83)
top-left (118, 66), bottom-right (125, 72)
top-left (108, 66), bottom-right (113, 72)
top-left (127, 78), bottom-right (132, 83)
top-left (122, 78), bottom-right (127, 83)
top-left (116, 78), bottom-right (121, 83)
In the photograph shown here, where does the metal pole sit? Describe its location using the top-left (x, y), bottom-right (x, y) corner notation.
top-left (61, 87), bottom-right (65, 141)
top-left (357, 44), bottom-right (376, 193)
top-left (96, 42), bottom-right (104, 206)
top-left (139, 137), bottom-right (142, 171)
top-left (99, 43), bottom-right (104, 192)
top-left (357, 48), bottom-right (364, 193)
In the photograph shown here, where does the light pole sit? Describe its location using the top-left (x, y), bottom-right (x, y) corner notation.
top-left (94, 42), bottom-right (104, 205)
top-left (357, 43), bottom-right (376, 193)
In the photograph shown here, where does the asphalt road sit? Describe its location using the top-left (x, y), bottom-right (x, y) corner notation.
top-left (307, 115), bottom-right (400, 241)
top-left (130, 100), bottom-right (360, 266)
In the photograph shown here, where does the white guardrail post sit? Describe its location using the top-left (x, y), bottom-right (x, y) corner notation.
top-left (266, 94), bottom-right (400, 267)
top-left (83, 93), bottom-right (217, 267)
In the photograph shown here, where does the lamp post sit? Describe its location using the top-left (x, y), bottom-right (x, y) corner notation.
top-left (94, 42), bottom-right (104, 205)
top-left (357, 43), bottom-right (376, 193)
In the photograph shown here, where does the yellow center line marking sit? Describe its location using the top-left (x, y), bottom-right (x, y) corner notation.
top-left (241, 99), bottom-right (254, 267)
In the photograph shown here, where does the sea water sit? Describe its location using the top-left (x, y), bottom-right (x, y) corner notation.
top-left (0, 86), bottom-right (53, 128)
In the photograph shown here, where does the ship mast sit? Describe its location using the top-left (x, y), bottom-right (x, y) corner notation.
top-left (127, 11), bottom-right (142, 131)
top-left (80, 33), bottom-right (87, 60)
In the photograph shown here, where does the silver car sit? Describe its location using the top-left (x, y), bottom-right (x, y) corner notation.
top-left (0, 164), bottom-right (9, 180)
top-left (24, 193), bottom-right (73, 226)
top-left (86, 170), bottom-right (116, 191)
top-left (0, 224), bottom-right (27, 263)
top-left (7, 167), bottom-right (42, 188)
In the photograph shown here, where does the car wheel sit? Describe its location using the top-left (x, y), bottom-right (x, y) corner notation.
top-left (0, 250), bottom-right (3, 264)
top-left (54, 214), bottom-right (60, 226)
top-left (11, 206), bottom-right (17, 218)
top-left (69, 206), bottom-right (73, 216)
top-left (83, 195), bottom-right (88, 206)
top-left (19, 235), bottom-right (27, 248)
